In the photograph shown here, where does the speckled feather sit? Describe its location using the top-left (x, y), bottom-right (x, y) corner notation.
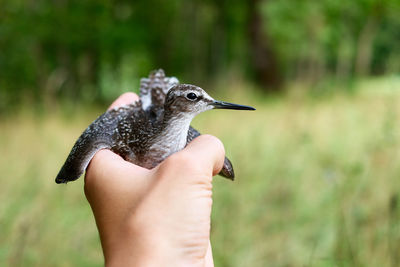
top-left (55, 69), bottom-right (234, 183)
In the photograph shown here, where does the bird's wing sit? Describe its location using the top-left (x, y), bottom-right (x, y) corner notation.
top-left (139, 69), bottom-right (179, 111)
top-left (187, 126), bottom-right (202, 143)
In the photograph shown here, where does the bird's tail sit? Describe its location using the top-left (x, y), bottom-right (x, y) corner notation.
top-left (219, 157), bottom-right (235, 180)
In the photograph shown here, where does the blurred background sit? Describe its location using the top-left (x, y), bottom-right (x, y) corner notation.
top-left (1, 0), bottom-right (400, 266)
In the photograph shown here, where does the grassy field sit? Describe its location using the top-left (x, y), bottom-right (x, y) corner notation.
top-left (1, 77), bottom-right (400, 266)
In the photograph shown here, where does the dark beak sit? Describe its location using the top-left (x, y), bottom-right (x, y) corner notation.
top-left (212, 100), bottom-right (255, 111)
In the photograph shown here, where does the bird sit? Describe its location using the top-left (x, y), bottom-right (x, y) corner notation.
top-left (55, 69), bottom-right (255, 184)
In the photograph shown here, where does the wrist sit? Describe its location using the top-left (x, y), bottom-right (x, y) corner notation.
top-left (103, 223), bottom-right (207, 267)
top-left (105, 238), bottom-right (206, 267)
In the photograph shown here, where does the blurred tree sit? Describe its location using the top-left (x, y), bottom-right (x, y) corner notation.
top-left (263, 0), bottom-right (400, 84)
top-left (0, 0), bottom-right (399, 112)
top-left (247, 0), bottom-right (282, 91)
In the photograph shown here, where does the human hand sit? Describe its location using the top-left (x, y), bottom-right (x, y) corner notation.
top-left (84, 93), bottom-right (225, 267)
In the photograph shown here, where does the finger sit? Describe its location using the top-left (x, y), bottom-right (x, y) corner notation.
top-left (182, 134), bottom-right (225, 176)
top-left (86, 149), bottom-right (147, 184)
top-left (156, 134), bottom-right (225, 181)
top-left (85, 149), bottom-right (150, 201)
top-left (108, 92), bottom-right (139, 110)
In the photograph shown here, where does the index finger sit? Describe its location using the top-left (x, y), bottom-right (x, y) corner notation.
top-left (108, 92), bottom-right (139, 110)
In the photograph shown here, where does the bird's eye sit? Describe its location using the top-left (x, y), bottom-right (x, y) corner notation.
top-left (186, 92), bottom-right (197, 100)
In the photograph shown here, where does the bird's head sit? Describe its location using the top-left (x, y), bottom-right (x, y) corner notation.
top-left (165, 84), bottom-right (255, 118)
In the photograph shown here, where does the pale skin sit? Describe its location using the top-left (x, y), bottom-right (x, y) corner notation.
top-left (84, 92), bottom-right (225, 267)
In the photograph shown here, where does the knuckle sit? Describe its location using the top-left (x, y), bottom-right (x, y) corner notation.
top-left (120, 92), bottom-right (139, 100)
top-left (160, 151), bottom-right (203, 177)
top-left (167, 151), bottom-right (198, 167)
top-left (198, 134), bottom-right (225, 154)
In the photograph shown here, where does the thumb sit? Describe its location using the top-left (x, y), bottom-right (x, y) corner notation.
top-left (182, 134), bottom-right (226, 176)
top-left (154, 134), bottom-right (225, 184)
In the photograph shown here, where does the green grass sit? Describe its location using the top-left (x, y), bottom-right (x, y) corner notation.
top-left (1, 77), bottom-right (400, 266)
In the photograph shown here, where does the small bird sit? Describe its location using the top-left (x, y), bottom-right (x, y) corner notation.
top-left (55, 69), bottom-right (255, 184)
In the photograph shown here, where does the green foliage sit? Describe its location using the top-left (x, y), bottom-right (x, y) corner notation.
top-left (263, 0), bottom-right (400, 81)
top-left (1, 0), bottom-right (399, 111)
top-left (0, 0), bottom-right (249, 110)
